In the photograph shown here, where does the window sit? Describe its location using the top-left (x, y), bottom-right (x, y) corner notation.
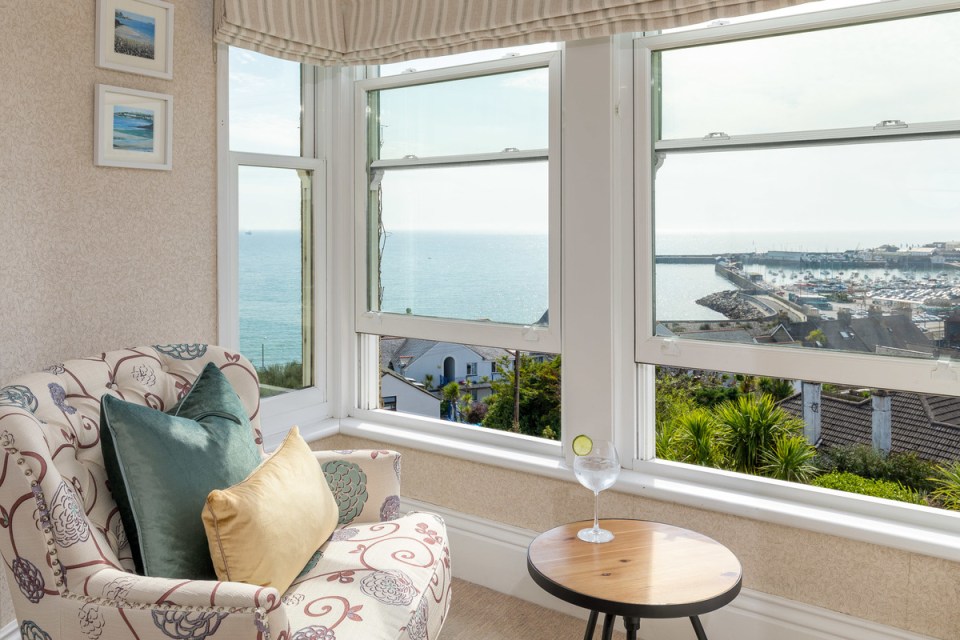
top-left (376, 336), bottom-right (561, 440)
top-left (354, 47), bottom-right (563, 443)
top-left (636, 2), bottom-right (960, 507)
top-left (356, 49), bottom-right (561, 353)
top-left (219, 47), bottom-right (325, 404)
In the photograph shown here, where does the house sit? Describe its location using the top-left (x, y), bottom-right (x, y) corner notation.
top-left (2, 2), bottom-right (958, 639)
top-left (380, 337), bottom-right (510, 388)
top-left (782, 389), bottom-right (960, 462)
top-left (380, 368), bottom-right (441, 418)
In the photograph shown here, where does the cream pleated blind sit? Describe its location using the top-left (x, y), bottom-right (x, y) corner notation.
top-left (215, 0), bottom-right (810, 65)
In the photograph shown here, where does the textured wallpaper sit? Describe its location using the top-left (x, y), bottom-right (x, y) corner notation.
top-left (0, 1), bottom-right (216, 627)
top-left (321, 434), bottom-right (960, 640)
top-left (0, 0), bottom-right (217, 385)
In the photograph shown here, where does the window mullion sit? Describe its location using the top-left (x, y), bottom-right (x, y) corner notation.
top-left (371, 148), bottom-right (549, 170)
top-left (655, 119), bottom-right (960, 153)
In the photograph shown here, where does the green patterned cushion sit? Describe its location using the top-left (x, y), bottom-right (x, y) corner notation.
top-left (100, 363), bottom-right (261, 579)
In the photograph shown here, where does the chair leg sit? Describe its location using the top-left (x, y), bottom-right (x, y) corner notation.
top-left (690, 615), bottom-right (709, 640)
top-left (623, 617), bottom-right (640, 640)
top-left (601, 613), bottom-right (616, 640)
top-left (583, 610), bottom-right (599, 640)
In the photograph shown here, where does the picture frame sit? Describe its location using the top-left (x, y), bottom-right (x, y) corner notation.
top-left (96, 0), bottom-right (174, 79)
top-left (95, 84), bottom-right (173, 170)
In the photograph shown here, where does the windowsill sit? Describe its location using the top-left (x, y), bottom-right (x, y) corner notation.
top-left (337, 414), bottom-right (960, 563)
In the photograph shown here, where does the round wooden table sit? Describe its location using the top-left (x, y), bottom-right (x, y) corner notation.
top-left (527, 519), bottom-right (742, 640)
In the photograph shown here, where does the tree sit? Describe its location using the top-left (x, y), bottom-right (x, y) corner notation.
top-left (483, 355), bottom-right (561, 439)
top-left (713, 394), bottom-right (805, 475)
top-left (758, 377), bottom-right (795, 401)
top-left (423, 373), bottom-right (435, 390)
top-left (804, 329), bottom-right (827, 347)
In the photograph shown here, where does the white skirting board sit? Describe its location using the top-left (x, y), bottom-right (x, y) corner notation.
top-left (402, 499), bottom-right (937, 640)
top-left (0, 621), bottom-right (16, 640)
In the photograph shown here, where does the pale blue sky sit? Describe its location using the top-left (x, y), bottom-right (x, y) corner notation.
top-left (229, 0), bottom-right (959, 241)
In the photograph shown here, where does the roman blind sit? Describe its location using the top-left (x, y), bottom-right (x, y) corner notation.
top-left (214, 0), bottom-right (810, 65)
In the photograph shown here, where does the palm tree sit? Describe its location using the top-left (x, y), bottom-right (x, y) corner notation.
top-left (714, 394), bottom-right (804, 474)
top-left (760, 434), bottom-right (819, 483)
top-left (758, 377), bottom-right (795, 401)
top-left (673, 408), bottom-right (726, 468)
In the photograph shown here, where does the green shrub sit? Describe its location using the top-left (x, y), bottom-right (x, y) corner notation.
top-left (817, 445), bottom-right (938, 493)
top-left (672, 408), bottom-right (726, 468)
top-left (257, 361), bottom-right (304, 391)
top-left (812, 472), bottom-right (924, 505)
top-left (929, 462), bottom-right (960, 511)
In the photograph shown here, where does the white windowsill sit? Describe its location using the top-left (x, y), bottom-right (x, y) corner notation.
top-left (337, 415), bottom-right (960, 563)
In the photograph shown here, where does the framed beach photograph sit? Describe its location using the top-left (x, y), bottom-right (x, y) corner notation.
top-left (96, 0), bottom-right (174, 79)
top-left (95, 84), bottom-right (173, 170)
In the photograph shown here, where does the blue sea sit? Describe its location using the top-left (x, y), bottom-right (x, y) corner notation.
top-left (116, 11), bottom-right (155, 41)
top-left (239, 229), bottom-right (956, 366)
top-left (112, 108), bottom-right (154, 152)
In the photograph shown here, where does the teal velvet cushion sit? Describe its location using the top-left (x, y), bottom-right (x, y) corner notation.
top-left (100, 362), bottom-right (261, 580)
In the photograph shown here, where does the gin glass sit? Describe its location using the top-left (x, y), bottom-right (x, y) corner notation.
top-left (573, 440), bottom-right (620, 543)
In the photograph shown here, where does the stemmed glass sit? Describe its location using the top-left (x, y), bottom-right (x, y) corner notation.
top-left (573, 440), bottom-right (621, 543)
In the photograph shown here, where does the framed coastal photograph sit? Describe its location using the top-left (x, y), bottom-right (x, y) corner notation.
top-left (96, 0), bottom-right (174, 79)
top-left (95, 85), bottom-right (173, 170)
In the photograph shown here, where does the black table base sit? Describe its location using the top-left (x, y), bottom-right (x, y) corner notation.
top-left (584, 612), bottom-right (709, 640)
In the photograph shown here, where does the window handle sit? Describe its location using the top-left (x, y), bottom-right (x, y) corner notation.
top-left (703, 132), bottom-right (730, 141)
top-left (874, 119), bottom-right (907, 130)
top-left (931, 357), bottom-right (957, 381)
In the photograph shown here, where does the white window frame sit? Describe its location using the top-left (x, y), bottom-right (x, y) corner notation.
top-left (216, 44), bottom-right (330, 446)
top-left (353, 52), bottom-right (563, 355)
top-left (631, 0), bottom-right (960, 557)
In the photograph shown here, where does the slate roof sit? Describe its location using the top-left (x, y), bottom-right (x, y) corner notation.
top-left (781, 391), bottom-right (960, 462)
top-left (379, 337), bottom-right (510, 370)
top-left (787, 314), bottom-right (934, 356)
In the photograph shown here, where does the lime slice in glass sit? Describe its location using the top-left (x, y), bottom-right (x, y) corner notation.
top-left (572, 434), bottom-right (593, 456)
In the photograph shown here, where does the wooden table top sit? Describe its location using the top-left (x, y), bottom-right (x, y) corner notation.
top-left (527, 519), bottom-right (742, 619)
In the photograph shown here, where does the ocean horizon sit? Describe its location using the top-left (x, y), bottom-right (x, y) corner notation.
top-left (239, 229), bottom-right (957, 366)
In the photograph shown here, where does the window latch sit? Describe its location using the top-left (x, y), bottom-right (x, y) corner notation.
top-left (703, 132), bottom-right (730, 141)
top-left (660, 337), bottom-right (680, 356)
top-left (931, 357), bottom-right (957, 381)
top-left (521, 325), bottom-right (541, 342)
top-left (874, 119), bottom-right (907, 130)
top-left (502, 147), bottom-right (520, 153)
top-left (402, 154), bottom-right (418, 160)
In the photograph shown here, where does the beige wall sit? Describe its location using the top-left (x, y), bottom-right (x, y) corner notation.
top-left (322, 434), bottom-right (960, 640)
top-left (0, 0), bottom-right (218, 384)
top-left (0, 0), bottom-right (216, 626)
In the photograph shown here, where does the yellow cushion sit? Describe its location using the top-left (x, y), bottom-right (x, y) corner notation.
top-left (202, 426), bottom-right (339, 592)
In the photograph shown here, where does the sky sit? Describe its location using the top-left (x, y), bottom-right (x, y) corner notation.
top-left (229, 0), bottom-right (960, 243)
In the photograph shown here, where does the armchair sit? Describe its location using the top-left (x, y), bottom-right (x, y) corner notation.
top-left (0, 345), bottom-right (450, 640)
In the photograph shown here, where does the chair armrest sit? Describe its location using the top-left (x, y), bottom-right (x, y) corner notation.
top-left (83, 568), bottom-right (282, 613)
top-left (313, 450), bottom-right (401, 525)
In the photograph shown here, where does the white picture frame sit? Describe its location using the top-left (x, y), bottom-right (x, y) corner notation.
top-left (96, 0), bottom-right (174, 79)
top-left (95, 84), bottom-right (173, 170)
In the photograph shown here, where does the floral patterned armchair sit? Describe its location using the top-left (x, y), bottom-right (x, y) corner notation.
top-left (0, 345), bottom-right (450, 640)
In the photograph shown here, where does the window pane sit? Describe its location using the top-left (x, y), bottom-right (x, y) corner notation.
top-left (229, 48), bottom-right (302, 155)
top-left (376, 162), bottom-right (549, 325)
top-left (653, 138), bottom-right (960, 360)
top-left (238, 166), bottom-right (313, 396)
top-left (373, 67), bottom-right (549, 159)
top-left (378, 336), bottom-right (561, 440)
top-left (377, 43), bottom-right (557, 77)
top-left (655, 365), bottom-right (960, 511)
top-left (657, 11), bottom-right (960, 139)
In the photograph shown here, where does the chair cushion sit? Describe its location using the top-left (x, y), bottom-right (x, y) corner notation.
top-left (280, 512), bottom-right (451, 640)
top-left (203, 426), bottom-right (339, 593)
top-left (100, 362), bottom-right (262, 579)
